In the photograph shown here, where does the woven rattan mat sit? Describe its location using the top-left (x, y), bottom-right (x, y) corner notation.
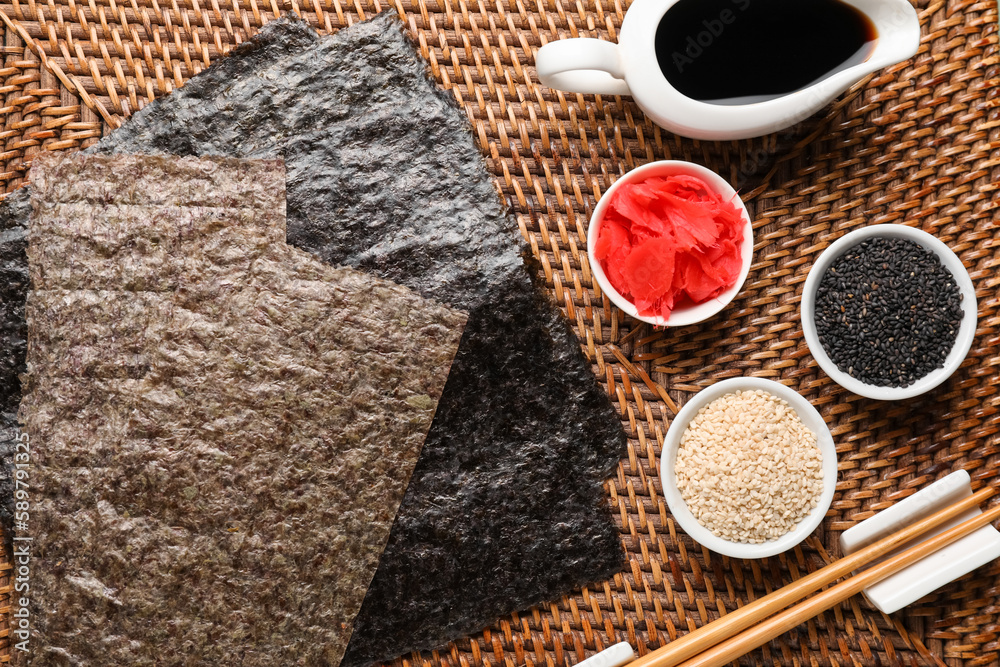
top-left (0, 0), bottom-right (997, 664)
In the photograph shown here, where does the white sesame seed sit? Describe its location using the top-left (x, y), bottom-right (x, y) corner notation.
top-left (674, 389), bottom-right (823, 544)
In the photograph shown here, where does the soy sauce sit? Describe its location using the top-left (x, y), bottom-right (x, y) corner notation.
top-left (655, 0), bottom-right (877, 105)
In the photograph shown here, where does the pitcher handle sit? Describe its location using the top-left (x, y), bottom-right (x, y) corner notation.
top-left (535, 39), bottom-right (631, 96)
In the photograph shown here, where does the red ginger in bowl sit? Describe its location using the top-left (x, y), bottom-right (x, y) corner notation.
top-left (588, 160), bottom-right (753, 327)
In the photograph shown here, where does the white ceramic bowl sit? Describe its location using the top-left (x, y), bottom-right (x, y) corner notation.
top-left (587, 160), bottom-right (753, 327)
top-left (659, 377), bottom-right (838, 560)
top-left (800, 225), bottom-right (978, 401)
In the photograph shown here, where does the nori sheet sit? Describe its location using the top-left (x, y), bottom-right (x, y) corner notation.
top-left (0, 192), bottom-right (27, 416)
top-left (0, 194), bottom-right (27, 553)
top-left (0, 13), bottom-right (628, 663)
top-left (20, 152), bottom-right (466, 666)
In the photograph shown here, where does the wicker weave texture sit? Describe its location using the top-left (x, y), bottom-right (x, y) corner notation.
top-left (0, 0), bottom-right (997, 665)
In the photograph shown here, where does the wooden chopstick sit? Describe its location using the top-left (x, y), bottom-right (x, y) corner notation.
top-left (676, 500), bottom-right (1000, 667)
top-left (626, 486), bottom-right (995, 667)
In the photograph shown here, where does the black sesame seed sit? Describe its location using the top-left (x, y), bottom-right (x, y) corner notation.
top-left (813, 236), bottom-right (963, 388)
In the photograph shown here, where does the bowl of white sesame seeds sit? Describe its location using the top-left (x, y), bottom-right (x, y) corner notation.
top-left (659, 377), bottom-right (838, 559)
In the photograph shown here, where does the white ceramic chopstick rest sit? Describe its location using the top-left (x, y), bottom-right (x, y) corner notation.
top-left (573, 642), bottom-right (636, 667)
top-left (840, 470), bottom-right (1000, 613)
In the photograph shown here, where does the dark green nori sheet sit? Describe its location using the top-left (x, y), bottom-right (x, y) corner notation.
top-left (0, 193), bottom-right (28, 556)
top-left (0, 191), bottom-right (28, 415)
top-left (20, 152), bottom-right (466, 666)
top-left (0, 13), bottom-right (627, 663)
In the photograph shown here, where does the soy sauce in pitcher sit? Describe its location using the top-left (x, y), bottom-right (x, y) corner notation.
top-left (655, 0), bottom-right (878, 105)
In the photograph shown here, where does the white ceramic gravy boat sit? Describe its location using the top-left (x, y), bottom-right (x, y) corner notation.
top-left (535, 0), bottom-right (920, 140)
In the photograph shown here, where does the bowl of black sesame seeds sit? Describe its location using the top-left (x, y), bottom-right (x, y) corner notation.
top-left (801, 225), bottom-right (977, 400)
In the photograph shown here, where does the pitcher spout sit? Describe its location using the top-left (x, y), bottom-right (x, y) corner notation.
top-left (849, 0), bottom-right (921, 70)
